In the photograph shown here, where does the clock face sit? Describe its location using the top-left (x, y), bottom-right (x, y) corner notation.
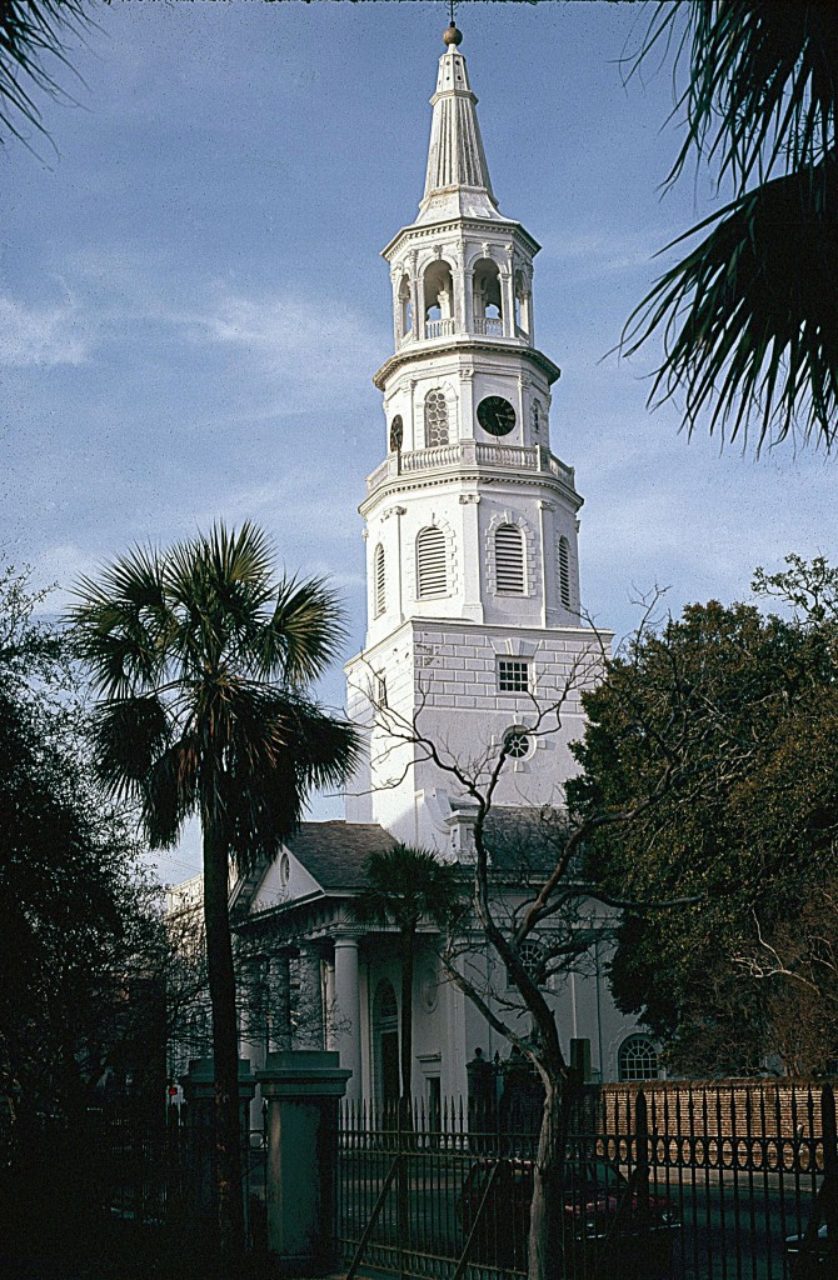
top-left (477, 396), bottom-right (516, 437)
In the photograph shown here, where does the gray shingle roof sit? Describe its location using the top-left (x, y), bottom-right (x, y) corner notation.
top-left (483, 805), bottom-right (569, 875)
top-left (287, 821), bottom-right (396, 890)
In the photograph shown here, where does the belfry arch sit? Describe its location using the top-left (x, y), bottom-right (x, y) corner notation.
top-left (423, 259), bottom-right (455, 339)
top-left (472, 258), bottom-right (502, 335)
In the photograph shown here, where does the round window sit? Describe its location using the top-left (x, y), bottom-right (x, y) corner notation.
top-left (279, 852), bottom-right (291, 887)
top-left (504, 728), bottom-right (530, 760)
top-left (477, 396), bottom-right (516, 437)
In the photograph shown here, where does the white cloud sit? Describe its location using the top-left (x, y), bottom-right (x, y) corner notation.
top-left (539, 229), bottom-right (665, 278)
top-left (0, 293), bottom-right (93, 367)
top-left (181, 288), bottom-right (385, 396)
top-left (29, 542), bottom-right (101, 612)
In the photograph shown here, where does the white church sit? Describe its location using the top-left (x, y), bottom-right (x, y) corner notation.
top-left (172, 24), bottom-right (658, 1105)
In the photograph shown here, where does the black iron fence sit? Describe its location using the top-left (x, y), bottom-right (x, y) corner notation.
top-left (100, 1109), bottom-right (268, 1248)
top-left (337, 1084), bottom-right (837, 1280)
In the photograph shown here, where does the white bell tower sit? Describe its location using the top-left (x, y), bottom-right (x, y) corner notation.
top-left (345, 25), bottom-right (603, 850)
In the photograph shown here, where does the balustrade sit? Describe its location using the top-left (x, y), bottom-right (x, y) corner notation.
top-left (424, 318), bottom-right (456, 339)
top-left (366, 440), bottom-right (576, 494)
top-left (473, 316), bottom-right (504, 337)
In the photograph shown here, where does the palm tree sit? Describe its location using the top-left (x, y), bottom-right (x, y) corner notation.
top-left (354, 845), bottom-right (461, 1103)
top-left (69, 522), bottom-right (358, 1257)
top-left (622, 2), bottom-right (837, 454)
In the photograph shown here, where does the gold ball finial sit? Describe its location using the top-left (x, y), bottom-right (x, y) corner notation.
top-left (443, 23), bottom-right (463, 47)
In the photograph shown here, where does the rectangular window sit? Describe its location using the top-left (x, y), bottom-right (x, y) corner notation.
top-left (497, 658), bottom-right (530, 693)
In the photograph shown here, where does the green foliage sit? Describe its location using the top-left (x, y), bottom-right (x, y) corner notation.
top-left (623, 2), bottom-right (838, 453)
top-left (354, 844), bottom-right (463, 934)
top-left (569, 559), bottom-right (838, 1074)
top-left (0, 563), bottom-right (161, 1121)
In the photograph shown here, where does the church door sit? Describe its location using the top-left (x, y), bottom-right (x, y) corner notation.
top-left (380, 1030), bottom-right (399, 1101)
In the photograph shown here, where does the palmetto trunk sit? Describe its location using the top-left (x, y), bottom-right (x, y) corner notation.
top-left (527, 1075), bottom-right (569, 1280)
top-left (399, 924), bottom-right (415, 1102)
top-left (203, 823), bottom-right (244, 1258)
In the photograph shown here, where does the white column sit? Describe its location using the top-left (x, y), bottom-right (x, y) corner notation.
top-left (268, 951), bottom-right (292, 1053)
top-left (333, 936), bottom-right (362, 1100)
top-left (296, 944), bottom-right (323, 1050)
top-left (500, 270), bottom-right (515, 338)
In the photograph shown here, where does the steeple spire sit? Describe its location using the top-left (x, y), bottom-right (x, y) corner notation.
top-left (417, 25), bottom-right (500, 224)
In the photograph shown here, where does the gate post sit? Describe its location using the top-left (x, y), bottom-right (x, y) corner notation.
top-left (257, 1049), bottom-right (351, 1276)
top-left (180, 1056), bottom-right (257, 1219)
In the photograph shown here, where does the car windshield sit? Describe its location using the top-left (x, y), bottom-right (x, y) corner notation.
top-left (571, 1162), bottom-right (625, 1193)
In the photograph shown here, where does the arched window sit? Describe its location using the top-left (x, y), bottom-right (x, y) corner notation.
top-left (618, 1035), bottom-right (660, 1082)
top-left (373, 543), bottom-right (385, 618)
top-left (531, 400), bottom-right (541, 438)
top-left (424, 390), bottom-right (449, 447)
top-left (416, 526), bottom-right (447, 598)
top-left (495, 523), bottom-right (525, 594)
top-left (558, 536), bottom-right (571, 609)
top-left (389, 415), bottom-right (403, 452)
top-left (506, 939), bottom-right (545, 989)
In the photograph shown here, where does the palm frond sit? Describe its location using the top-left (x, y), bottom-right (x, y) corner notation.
top-left (69, 545), bottom-right (171, 695)
top-left (621, 157), bottom-right (838, 451)
top-left (90, 695), bottom-right (171, 799)
top-left (634, 2), bottom-right (838, 189)
top-left (264, 575), bottom-right (348, 683)
top-left (215, 685), bottom-right (359, 870)
top-left (354, 845), bottom-right (462, 931)
top-left (1, 0), bottom-right (93, 144)
top-left (140, 737), bottom-right (201, 849)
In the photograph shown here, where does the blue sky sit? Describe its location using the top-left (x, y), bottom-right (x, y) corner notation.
top-left (2, 0), bottom-right (834, 881)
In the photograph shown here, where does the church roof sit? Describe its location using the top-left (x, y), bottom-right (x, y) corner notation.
top-left (285, 820), bottom-right (396, 890)
top-left (483, 806), bottom-right (570, 876)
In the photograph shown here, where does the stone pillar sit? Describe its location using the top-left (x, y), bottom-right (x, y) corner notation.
top-left (296, 944), bottom-right (323, 1050)
top-left (258, 1050), bottom-right (351, 1276)
top-left (180, 1057), bottom-right (257, 1219)
top-left (333, 935), bottom-right (362, 1101)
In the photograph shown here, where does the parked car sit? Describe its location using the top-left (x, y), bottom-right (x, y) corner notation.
top-left (784, 1224), bottom-right (836, 1279)
top-left (458, 1157), bottom-right (679, 1277)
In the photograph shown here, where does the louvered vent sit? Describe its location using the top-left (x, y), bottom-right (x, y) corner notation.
top-left (416, 526), bottom-right (447, 598)
top-left (373, 544), bottom-right (385, 618)
top-left (558, 536), bottom-right (571, 609)
top-left (495, 524), bottom-right (525, 594)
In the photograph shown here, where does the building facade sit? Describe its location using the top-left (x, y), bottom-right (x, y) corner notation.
top-left (197, 26), bottom-right (656, 1106)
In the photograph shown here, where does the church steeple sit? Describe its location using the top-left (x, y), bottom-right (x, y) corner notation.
top-left (418, 26), bottom-right (500, 224)
top-left (345, 25), bottom-right (592, 849)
